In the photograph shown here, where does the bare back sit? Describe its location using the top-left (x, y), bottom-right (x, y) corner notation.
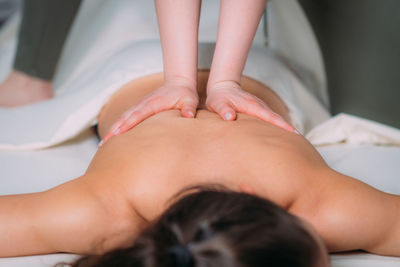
top-left (89, 71), bottom-right (328, 222)
top-left (85, 72), bottom-right (400, 257)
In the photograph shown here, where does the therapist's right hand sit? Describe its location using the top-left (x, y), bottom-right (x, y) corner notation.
top-left (99, 78), bottom-right (199, 146)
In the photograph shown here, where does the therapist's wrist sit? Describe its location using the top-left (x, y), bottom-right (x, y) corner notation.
top-left (207, 69), bottom-right (241, 92)
top-left (207, 79), bottom-right (241, 94)
top-left (164, 74), bottom-right (197, 91)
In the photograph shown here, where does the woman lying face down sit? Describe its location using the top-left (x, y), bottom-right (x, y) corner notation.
top-left (70, 186), bottom-right (329, 267)
top-left (1, 72), bottom-right (399, 267)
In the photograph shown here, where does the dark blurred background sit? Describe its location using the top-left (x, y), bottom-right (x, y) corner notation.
top-left (0, 0), bottom-right (20, 27)
top-left (299, 0), bottom-right (400, 128)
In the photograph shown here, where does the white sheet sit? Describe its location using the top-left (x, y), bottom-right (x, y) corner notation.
top-left (0, 40), bottom-right (329, 150)
top-left (2, 0), bottom-right (399, 150)
top-left (0, 0), bottom-right (331, 150)
top-left (1, 0), bottom-right (400, 266)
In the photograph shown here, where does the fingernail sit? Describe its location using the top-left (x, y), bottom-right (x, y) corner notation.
top-left (113, 128), bottom-right (120, 135)
top-left (98, 140), bottom-right (104, 147)
top-left (224, 113), bottom-right (232, 120)
top-left (187, 111), bottom-right (194, 117)
top-left (294, 129), bottom-right (301, 135)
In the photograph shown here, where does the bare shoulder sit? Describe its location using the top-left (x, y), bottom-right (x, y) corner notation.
top-left (51, 173), bottom-right (147, 254)
top-left (290, 168), bottom-right (400, 255)
top-left (0, 171), bottom-right (147, 257)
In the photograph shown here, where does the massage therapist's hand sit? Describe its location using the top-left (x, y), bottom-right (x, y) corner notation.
top-left (100, 78), bottom-right (199, 146)
top-left (206, 81), bottom-right (296, 133)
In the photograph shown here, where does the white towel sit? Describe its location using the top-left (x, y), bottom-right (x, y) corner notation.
top-left (307, 113), bottom-right (400, 146)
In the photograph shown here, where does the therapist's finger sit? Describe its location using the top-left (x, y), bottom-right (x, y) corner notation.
top-left (100, 117), bottom-right (126, 146)
top-left (116, 102), bottom-right (171, 134)
top-left (208, 100), bottom-right (237, 121)
top-left (116, 110), bottom-right (145, 134)
top-left (180, 101), bottom-right (198, 118)
top-left (99, 105), bottom-right (139, 146)
top-left (100, 94), bottom-right (161, 143)
top-left (239, 102), bottom-right (295, 132)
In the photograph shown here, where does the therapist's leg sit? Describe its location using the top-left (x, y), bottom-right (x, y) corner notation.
top-left (0, 0), bottom-right (82, 107)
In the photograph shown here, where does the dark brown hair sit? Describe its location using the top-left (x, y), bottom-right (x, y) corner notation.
top-left (64, 185), bottom-right (322, 267)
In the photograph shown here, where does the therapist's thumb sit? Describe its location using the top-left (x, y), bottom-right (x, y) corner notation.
top-left (181, 103), bottom-right (197, 118)
top-left (212, 102), bottom-right (237, 121)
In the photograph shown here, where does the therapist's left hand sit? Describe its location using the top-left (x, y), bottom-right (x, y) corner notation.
top-left (206, 80), bottom-right (297, 133)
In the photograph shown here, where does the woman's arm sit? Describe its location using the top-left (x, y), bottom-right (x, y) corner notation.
top-left (0, 176), bottom-right (141, 257)
top-left (293, 170), bottom-right (400, 256)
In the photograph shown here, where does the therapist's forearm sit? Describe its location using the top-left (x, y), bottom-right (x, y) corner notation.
top-left (155, 0), bottom-right (201, 88)
top-left (208, 0), bottom-right (267, 90)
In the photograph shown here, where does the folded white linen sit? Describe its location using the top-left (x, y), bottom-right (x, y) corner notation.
top-left (306, 113), bottom-right (400, 146)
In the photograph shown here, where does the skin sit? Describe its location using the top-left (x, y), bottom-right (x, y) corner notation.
top-left (0, 71), bottom-right (399, 260)
top-left (0, 70), bottom-right (52, 107)
top-left (101, 0), bottom-right (295, 145)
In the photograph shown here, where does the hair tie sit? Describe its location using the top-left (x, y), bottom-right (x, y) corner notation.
top-left (167, 244), bottom-right (194, 267)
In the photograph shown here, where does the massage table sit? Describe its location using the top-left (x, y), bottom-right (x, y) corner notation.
top-left (1, 1), bottom-right (399, 266)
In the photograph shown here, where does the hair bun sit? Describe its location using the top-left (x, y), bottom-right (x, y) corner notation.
top-left (167, 244), bottom-right (194, 267)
